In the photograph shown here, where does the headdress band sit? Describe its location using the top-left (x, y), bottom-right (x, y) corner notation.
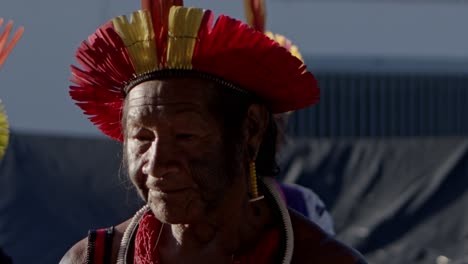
top-left (123, 69), bottom-right (251, 96)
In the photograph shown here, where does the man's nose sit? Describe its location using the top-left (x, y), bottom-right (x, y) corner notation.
top-left (143, 138), bottom-right (180, 178)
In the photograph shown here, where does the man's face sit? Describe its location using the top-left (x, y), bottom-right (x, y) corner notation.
top-left (124, 78), bottom-right (244, 224)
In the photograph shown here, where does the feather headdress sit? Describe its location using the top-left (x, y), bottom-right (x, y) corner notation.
top-left (0, 18), bottom-right (23, 159)
top-left (70, 0), bottom-right (319, 141)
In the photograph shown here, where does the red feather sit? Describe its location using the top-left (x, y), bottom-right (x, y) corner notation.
top-left (193, 14), bottom-right (319, 113)
top-left (70, 21), bottom-right (135, 140)
top-left (0, 18), bottom-right (24, 69)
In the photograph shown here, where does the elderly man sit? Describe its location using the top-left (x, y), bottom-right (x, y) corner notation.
top-left (61, 0), bottom-right (366, 263)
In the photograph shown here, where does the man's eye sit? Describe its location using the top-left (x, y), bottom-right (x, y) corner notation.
top-left (132, 132), bottom-right (154, 142)
top-left (136, 136), bottom-right (153, 141)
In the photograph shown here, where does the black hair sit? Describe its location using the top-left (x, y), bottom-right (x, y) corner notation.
top-left (208, 84), bottom-right (280, 177)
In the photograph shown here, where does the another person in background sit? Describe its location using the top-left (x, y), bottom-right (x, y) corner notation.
top-left (0, 16), bottom-right (24, 264)
top-left (244, 0), bottom-right (334, 235)
top-left (61, 0), bottom-right (366, 263)
top-left (0, 17), bottom-right (23, 152)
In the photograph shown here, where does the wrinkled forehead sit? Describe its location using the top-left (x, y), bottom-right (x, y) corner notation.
top-left (126, 78), bottom-right (218, 108)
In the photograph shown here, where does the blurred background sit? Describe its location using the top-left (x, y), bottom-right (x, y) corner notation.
top-left (1, 0), bottom-right (468, 263)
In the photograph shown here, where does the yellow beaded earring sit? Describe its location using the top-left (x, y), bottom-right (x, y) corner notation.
top-left (249, 160), bottom-right (264, 202)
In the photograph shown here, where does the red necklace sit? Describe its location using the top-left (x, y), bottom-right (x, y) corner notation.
top-left (134, 212), bottom-right (280, 264)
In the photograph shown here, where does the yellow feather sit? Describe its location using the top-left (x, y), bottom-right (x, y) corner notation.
top-left (288, 45), bottom-right (303, 61)
top-left (265, 31), bottom-right (303, 62)
top-left (166, 7), bottom-right (205, 70)
top-left (112, 11), bottom-right (158, 74)
top-left (0, 101), bottom-right (9, 160)
top-left (264, 31), bottom-right (274, 40)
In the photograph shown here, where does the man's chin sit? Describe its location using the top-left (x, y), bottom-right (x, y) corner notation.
top-left (148, 202), bottom-right (199, 224)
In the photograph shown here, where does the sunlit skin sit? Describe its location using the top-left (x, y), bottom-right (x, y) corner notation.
top-left (123, 78), bottom-right (276, 263)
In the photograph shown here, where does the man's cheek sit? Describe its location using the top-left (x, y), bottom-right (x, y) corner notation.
top-left (126, 152), bottom-right (146, 189)
top-left (126, 153), bottom-right (138, 174)
top-left (126, 142), bottom-right (144, 174)
top-left (128, 160), bottom-right (149, 201)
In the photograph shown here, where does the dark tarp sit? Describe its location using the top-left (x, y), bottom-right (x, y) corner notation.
top-left (0, 132), bottom-right (142, 264)
top-left (279, 137), bottom-right (468, 263)
top-left (1, 132), bottom-right (468, 263)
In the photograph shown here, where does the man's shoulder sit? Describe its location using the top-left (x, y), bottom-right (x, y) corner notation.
top-left (59, 219), bottom-right (131, 264)
top-left (289, 209), bottom-right (367, 264)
